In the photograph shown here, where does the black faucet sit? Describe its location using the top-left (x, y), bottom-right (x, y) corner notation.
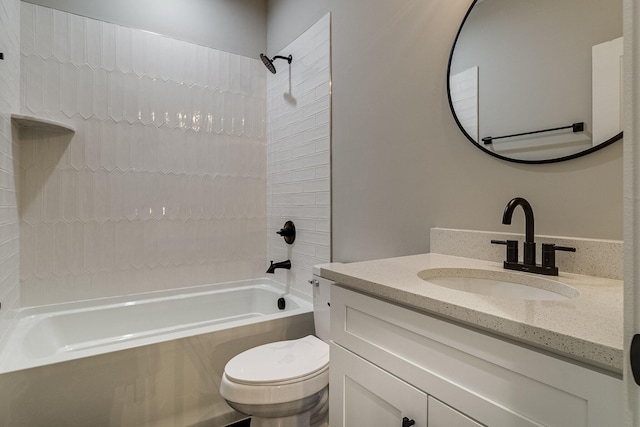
top-left (266, 260), bottom-right (291, 274)
top-left (491, 197), bottom-right (575, 276)
top-left (502, 197), bottom-right (536, 266)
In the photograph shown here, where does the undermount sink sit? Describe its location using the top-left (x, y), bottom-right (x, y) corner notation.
top-left (418, 268), bottom-right (579, 301)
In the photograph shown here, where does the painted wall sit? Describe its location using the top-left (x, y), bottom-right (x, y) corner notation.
top-left (19, 3), bottom-right (267, 305)
top-left (266, 14), bottom-right (331, 296)
top-left (0, 0), bottom-right (21, 341)
top-left (23, 0), bottom-right (267, 58)
top-left (266, 0), bottom-right (329, 56)
top-left (268, 0), bottom-right (623, 263)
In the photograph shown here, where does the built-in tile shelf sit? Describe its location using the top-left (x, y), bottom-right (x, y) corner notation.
top-left (11, 114), bottom-right (75, 133)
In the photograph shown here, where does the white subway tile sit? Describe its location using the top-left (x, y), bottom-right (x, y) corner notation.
top-left (315, 192), bottom-right (330, 206)
top-left (34, 5), bottom-right (54, 59)
top-left (131, 28), bottom-right (145, 77)
top-left (303, 151), bottom-right (329, 168)
top-left (78, 64), bottom-right (94, 119)
top-left (61, 61), bottom-right (78, 117)
top-left (35, 222), bottom-right (54, 278)
top-left (23, 166), bottom-right (43, 225)
top-left (170, 38), bottom-right (186, 84)
top-left (20, 2), bottom-right (35, 57)
top-left (291, 168), bottom-right (315, 182)
top-left (69, 13), bottom-right (86, 65)
top-left (123, 72), bottom-right (139, 124)
top-left (43, 168), bottom-right (61, 223)
top-left (60, 169), bottom-right (78, 222)
top-left (108, 70), bottom-right (124, 122)
top-left (86, 17), bottom-right (102, 69)
top-left (116, 25), bottom-right (133, 73)
top-left (302, 178), bottom-right (329, 193)
top-left (156, 35), bottom-right (172, 81)
top-left (77, 168), bottom-right (95, 221)
top-left (25, 55), bottom-right (44, 113)
top-left (218, 51), bottom-right (230, 92)
top-left (101, 21), bottom-right (116, 71)
top-left (42, 58), bottom-right (62, 115)
top-left (94, 169), bottom-right (110, 223)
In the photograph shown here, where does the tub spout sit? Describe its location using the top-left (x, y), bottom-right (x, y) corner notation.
top-left (267, 260), bottom-right (291, 274)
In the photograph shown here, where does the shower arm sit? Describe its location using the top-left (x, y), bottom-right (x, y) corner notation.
top-left (273, 55), bottom-right (292, 64)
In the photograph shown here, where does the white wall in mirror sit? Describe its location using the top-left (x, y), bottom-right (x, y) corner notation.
top-left (450, 66), bottom-right (478, 142)
top-left (592, 37), bottom-right (623, 146)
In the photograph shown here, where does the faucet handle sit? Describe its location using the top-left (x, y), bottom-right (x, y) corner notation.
top-left (553, 245), bottom-right (577, 253)
top-left (542, 244), bottom-right (576, 271)
top-left (276, 221), bottom-right (296, 244)
top-left (491, 239), bottom-right (519, 263)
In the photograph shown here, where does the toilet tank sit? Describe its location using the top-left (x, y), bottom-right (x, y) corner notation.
top-left (312, 275), bottom-right (332, 342)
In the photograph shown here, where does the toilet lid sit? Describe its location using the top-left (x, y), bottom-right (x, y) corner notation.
top-left (224, 335), bottom-right (329, 385)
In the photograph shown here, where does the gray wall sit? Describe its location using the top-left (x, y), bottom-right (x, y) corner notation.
top-left (267, 0), bottom-right (623, 263)
top-left (266, 0), bottom-right (329, 55)
top-left (24, 0), bottom-right (267, 57)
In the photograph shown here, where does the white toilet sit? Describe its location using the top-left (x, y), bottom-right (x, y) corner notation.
top-left (220, 275), bottom-right (332, 427)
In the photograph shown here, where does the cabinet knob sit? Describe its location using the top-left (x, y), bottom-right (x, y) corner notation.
top-left (402, 417), bottom-right (416, 427)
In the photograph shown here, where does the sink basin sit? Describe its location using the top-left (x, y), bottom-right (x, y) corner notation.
top-left (417, 268), bottom-right (579, 301)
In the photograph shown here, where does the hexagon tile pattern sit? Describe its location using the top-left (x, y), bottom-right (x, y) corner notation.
top-left (19, 3), bottom-right (268, 306)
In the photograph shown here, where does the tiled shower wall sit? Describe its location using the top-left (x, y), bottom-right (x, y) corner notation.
top-left (19, 3), bottom-right (268, 306)
top-left (0, 0), bottom-right (20, 339)
top-left (267, 14), bottom-right (331, 296)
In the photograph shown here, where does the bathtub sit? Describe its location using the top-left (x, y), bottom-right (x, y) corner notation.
top-left (0, 279), bottom-right (314, 426)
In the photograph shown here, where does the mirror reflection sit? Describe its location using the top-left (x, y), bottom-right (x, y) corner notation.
top-left (448, 0), bottom-right (623, 163)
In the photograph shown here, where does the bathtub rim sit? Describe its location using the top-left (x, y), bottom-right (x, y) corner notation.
top-left (0, 278), bottom-right (312, 374)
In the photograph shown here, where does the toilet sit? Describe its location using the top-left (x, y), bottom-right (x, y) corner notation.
top-left (220, 275), bottom-right (332, 427)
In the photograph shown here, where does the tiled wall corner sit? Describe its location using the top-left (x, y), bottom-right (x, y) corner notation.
top-left (19, 3), bottom-right (268, 305)
top-left (267, 14), bottom-right (331, 297)
top-left (0, 0), bottom-right (21, 340)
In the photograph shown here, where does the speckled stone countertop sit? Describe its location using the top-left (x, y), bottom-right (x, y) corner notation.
top-left (319, 253), bottom-right (623, 373)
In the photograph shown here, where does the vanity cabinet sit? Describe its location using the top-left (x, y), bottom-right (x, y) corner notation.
top-left (329, 285), bottom-right (622, 427)
top-left (331, 344), bottom-right (428, 426)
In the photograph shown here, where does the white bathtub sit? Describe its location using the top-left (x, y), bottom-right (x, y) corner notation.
top-left (0, 278), bottom-right (312, 374)
top-left (0, 279), bottom-right (314, 426)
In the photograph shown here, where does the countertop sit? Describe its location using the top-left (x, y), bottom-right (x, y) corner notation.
top-left (319, 253), bottom-right (623, 373)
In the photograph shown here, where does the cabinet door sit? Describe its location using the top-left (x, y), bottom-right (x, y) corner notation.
top-left (428, 396), bottom-right (484, 427)
top-left (330, 343), bottom-right (428, 427)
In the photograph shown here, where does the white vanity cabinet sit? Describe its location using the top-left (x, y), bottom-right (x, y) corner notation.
top-left (329, 285), bottom-right (622, 427)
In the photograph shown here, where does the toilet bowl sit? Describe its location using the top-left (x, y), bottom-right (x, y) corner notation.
top-left (220, 275), bottom-right (332, 427)
top-left (220, 335), bottom-right (329, 427)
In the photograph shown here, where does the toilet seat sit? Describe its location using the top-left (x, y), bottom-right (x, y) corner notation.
top-left (225, 335), bottom-right (329, 385)
top-left (220, 335), bottom-right (330, 405)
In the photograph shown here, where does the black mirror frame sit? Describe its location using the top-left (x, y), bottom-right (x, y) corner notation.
top-left (446, 0), bottom-right (623, 165)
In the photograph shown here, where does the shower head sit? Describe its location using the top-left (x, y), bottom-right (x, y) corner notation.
top-left (259, 53), bottom-right (292, 74)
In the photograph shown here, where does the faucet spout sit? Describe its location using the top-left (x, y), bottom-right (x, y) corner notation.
top-left (502, 197), bottom-right (536, 265)
top-left (502, 197), bottom-right (535, 243)
top-left (266, 260), bottom-right (292, 274)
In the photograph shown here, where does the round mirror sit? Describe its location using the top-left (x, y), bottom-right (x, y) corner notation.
top-left (448, 0), bottom-right (622, 164)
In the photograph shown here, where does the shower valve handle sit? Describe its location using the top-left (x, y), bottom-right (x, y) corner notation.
top-left (276, 221), bottom-right (296, 244)
top-left (402, 417), bottom-right (416, 427)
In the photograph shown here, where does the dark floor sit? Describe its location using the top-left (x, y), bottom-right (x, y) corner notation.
top-left (226, 417), bottom-right (251, 427)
